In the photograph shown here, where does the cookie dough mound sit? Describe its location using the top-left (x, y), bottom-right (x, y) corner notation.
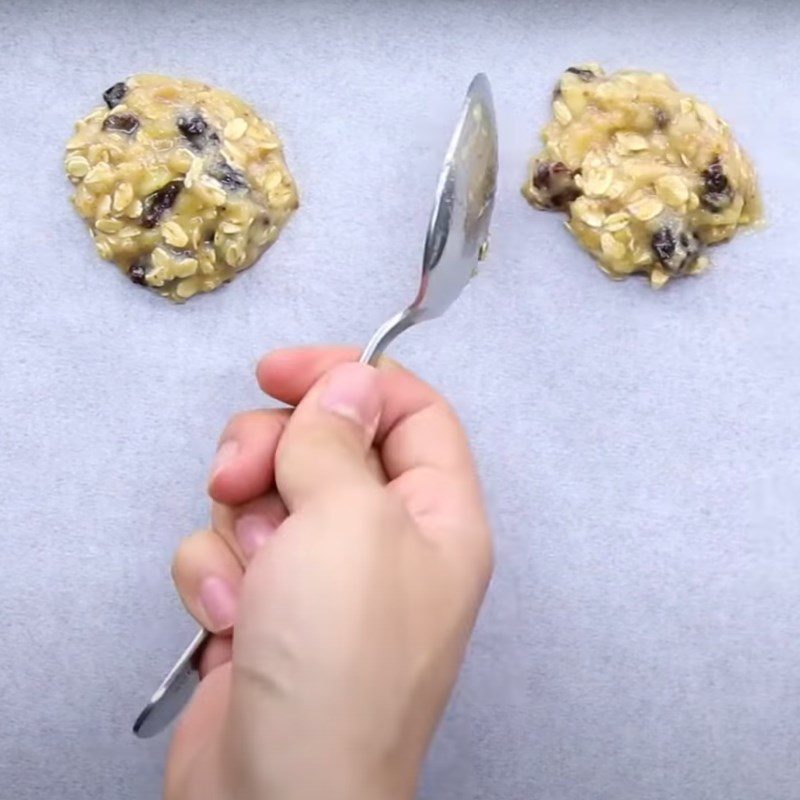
top-left (65, 75), bottom-right (298, 301)
top-left (522, 65), bottom-right (761, 287)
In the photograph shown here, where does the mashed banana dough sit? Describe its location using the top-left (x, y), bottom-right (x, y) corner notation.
top-left (523, 65), bottom-right (761, 287)
top-left (65, 75), bottom-right (298, 301)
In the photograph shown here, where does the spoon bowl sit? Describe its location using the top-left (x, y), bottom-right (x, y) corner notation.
top-left (360, 73), bottom-right (498, 364)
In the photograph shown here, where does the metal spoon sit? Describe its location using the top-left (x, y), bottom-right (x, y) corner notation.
top-left (133, 72), bottom-right (498, 739)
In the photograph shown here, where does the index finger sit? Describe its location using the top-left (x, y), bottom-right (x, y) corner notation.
top-left (256, 346), bottom-right (476, 481)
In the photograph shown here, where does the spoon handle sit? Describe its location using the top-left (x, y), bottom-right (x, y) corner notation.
top-left (359, 308), bottom-right (416, 366)
top-left (132, 628), bottom-right (208, 738)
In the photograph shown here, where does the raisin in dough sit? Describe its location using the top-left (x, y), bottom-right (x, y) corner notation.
top-left (65, 75), bottom-right (298, 301)
top-left (522, 65), bottom-right (761, 287)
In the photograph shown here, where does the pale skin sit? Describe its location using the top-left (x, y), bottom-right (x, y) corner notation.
top-left (166, 346), bottom-right (493, 800)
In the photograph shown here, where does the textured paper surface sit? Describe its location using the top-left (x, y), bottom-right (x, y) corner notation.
top-left (1, 1), bottom-right (799, 798)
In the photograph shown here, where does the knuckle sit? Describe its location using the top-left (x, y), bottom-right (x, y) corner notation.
top-left (169, 537), bottom-right (192, 584)
top-left (222, 408), bottom-right (287, 442)
top-left (439, 396), bottom-right (466, 433)
top-left (222, 409), bottom-right (262, 438)
top-left (169, 529), bottom-right (208, 583)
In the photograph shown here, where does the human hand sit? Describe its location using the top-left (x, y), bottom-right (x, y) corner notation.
top-left (165, 347), bottom-right (493, 800)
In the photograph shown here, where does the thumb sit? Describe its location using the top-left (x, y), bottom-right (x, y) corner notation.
top-left (275, 361), bottom-right (382, 508)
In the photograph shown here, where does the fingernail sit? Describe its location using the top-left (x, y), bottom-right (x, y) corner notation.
top-left (199, 576), bottom-right (237, 631)
top-left (235, 514), bottom-right (275, 559)
top-left (319, 363), bottom-right (380, 430)
top-left (209, 440), bottom-right (239, 483)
